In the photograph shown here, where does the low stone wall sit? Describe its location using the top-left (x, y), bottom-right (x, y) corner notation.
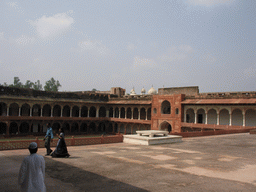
top-left (172, 129), bottom-right (251, 138)
top-left (0, 135), bottom-right (123, 151)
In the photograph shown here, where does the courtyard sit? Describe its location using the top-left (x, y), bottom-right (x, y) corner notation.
top-left (1, 133), bottom-right (256, 191)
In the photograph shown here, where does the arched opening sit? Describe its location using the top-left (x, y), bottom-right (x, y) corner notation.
top-left (140, 108), bottom-right (146, 120)
top-left (80, 123), bottom-right (87, 133)
top-left (32, 104), bottom-right (41, 116)
top-left (10, 122), bottom-right (18, 134)
top-left (9, 103), bottom-right (19, 116)
top-left (207, 109), bottom-right (217, 125)
top-left (127, 108), bottom-right (132, 119)
top-left (31, 122), bottom-right (41, 133)
top-left (20, 122), bottom-right (29, 133)
top-left (71, 122), bottom-right (79, 132)
top-left (53, 105), bottom-right (61, 117)
top-left (98, 122), bottom-right (106, 133)
top-left (109, 107), bottom-right (113, 117)
top-left (21, 104), bottom-right (30, 116)
top-left (108, 123), bottom-right (113, 133)
top-left (160, 121), bottom-right (172, 133)
top-left (126, 124), bottom-right (132, 134)
top-left (89, 122), bottom-right (96, 133)
top-left (114, 123), bottom-right (118, 133)
top-left (63, 105), bottom-right (70, 117)
top-left (220, 109), bottom-right (230, 125)
top-left (245, 109), bottom-right (256, 126)
top-left (81, 106), bottom-right (88, 117)
top-left (0, 103), bottom-right (7, 116)
top-left (119, 124), bottom-right (125, 133)
top-left (232, 109), bottom-right (243, 126)
top-left (186, 108), bottom-right (195, 123)
top-left (133, 108), bottom-right (138, 119)
top-left (114, 107), bottom-right (119, 118)
top-left (72, 106), bottom-right (79, 117)
top-left (89, 106), bottom-right (96, 117)
top-left (99, 107), bottom-right (106, 117)
top-left (120, 107), bottom-right (125, 118)
top-left (0, 122), bottom-right (7, 134)
top-left (52, 122), bottom-right (61, 133)
top-left (147, 108), bottom-right (151, 120)
top-left (161, 100), bottom-right (171, 114)
top-left (197, 109), bottom-right (205, 124)
top-left (62, 122), bottom-right (70, 133)
top-left (175, 108), bottom-right (179, 115)
top-left (43, 104), bottom-right (51, 117)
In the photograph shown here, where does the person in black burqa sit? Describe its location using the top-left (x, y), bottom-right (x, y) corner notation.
top-left (51, 128), bottom-right (70, 158)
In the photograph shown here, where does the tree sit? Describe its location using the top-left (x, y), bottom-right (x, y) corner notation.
top-left (92, 88), bottom-right (98, 91)
top-left (9, 77), bottom-right (23, 88)
top-left (44, 78), bottom-right (61, 92)
top-left (24, 80), bottom-right (34, 89)
top-left (33, 80), bottom-right (43, 90)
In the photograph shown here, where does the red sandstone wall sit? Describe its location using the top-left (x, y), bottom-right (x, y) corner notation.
top-left (151, 94), bottom-right (184, 133)
top-left (158, 86), bottom-right (199, 96)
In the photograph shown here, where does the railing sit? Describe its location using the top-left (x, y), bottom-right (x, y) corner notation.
top-left (181, 122), bottom-right (256, 130)
top-left (0, 135), bottom-right (123, 151)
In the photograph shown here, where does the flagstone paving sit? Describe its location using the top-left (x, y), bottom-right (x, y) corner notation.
top-left (1, 133), bottom-right (256, 191)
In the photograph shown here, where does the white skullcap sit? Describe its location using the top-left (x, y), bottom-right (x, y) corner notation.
top-left (28, 142), bottom-right (38, 149)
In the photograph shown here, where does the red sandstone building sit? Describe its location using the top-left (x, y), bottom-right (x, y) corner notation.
top-left (0, 85), bottom-right (255, 137)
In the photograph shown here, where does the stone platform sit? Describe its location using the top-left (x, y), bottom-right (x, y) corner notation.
top-left (123, 130), bottom-right (182, 145)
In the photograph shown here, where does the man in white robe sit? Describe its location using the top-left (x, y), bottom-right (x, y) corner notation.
top-left (18, 142), bottom-right (46, 192)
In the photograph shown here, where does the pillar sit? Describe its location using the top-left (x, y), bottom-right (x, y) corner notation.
top-left (229, 111), bottom-right (232, 126)
top-left (125, 108), bottom-right (127, 119)
top-left (51, 107), bottom-right (53, 117)
top-left (119, 108), bottom-right (121, 118)
top-left (7, 106), bottom-right (9, 116)
top-left (106, 109), bottom-right (109, 118)
top-left (79, 108), bottom-right (81, 117)
top-left (19, 107), bottom-right (21, 116)
top-left (205, 112), bottom-right (208, 124)
top-left (217, 112), bottom-right (220, 125)
top-left (96, 107), bottom-right (99, 118)
top-left (194, 112), bottom-right (197, 124)
top-left (30, 107), bottom-right (32, 117)
top-left (87, 108), bottom-right (90, 117)
top-left (41, 108), bottom-right (43, 117)
top-left (70, 108), bottom-right (72, 117)
top-left (131, 109), bottom-right (134, 119)
top-left (138, 109), bottom-right (141, 120)
top-left (242, 111), bottom-right (246, 127)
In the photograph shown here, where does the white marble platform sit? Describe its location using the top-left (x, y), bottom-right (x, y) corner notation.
top-left (123, 130), bottom-right (182, 145)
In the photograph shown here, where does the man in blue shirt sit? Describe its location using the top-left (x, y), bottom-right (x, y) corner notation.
top-left (44, 123), bottom-right (53, 155)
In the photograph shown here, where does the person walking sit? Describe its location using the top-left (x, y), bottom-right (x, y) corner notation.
top-left (18, 142), bottom-right (46, 192)
top-left (44, 123), bottom-right (53, 155)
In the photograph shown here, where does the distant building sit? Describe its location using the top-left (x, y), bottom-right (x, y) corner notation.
top-left (0, 85), bottom-right (255, 136)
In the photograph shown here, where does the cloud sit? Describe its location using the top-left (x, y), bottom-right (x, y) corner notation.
top-left (78, 40), bottom-right (110, 55)
top-left (187, 0), bottom-right (234, 7)
top-left (133, 57), bottom-right (157, 69)
top-left (241, 66), bottom-right (256, 79)
top-left (0, 32), bottom-right (5, 41)
top-left (30, 12), bottom-right (74, 39)
top-left (158, 45), bottom-right (194, 63)
top-left (6, 2), bottom-right (24, 13)
top-left (11, 35), bottom-right (35, 46)
top-left (127, 43), bottom-right (137, 51)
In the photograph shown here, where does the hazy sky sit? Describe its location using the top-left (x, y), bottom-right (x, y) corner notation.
top-left (0, 0), bottom-right (255, 93)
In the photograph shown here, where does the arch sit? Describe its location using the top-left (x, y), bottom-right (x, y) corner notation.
top-left (108, 123), bottom-right (113, 133)
top-left (147, 108), bottom-right (151, 120)
top-left (99, 106), bottom-right (106, 117)
top-left (89, 122), bottom-right (96, 133)
top-left (80, 123), bottom-right (87, 132)
top-left (9, 122), bottom-right (18, 134)
top-left (114, 107), bottom-right (119, 118)
top-left (219, 109), bottom-right (230, 125)
top-left (186, 108), bottom-right (195, 123)
top-left (81, 106), bottom-right (88, 117)
top-left (98, 122), bottom-right (106, 133)
top-left (0, 122), bottom-right (7, 134)
top-left (197, 108), bottom-right (205, 124)
top-left (0, 102), bottom-right (7, 116)
top-left (52, 122), bottom-right (61, 133)
top-left (109, 107), bottom-right (113, 117)
top-left (89, 106), bottom-right (96, 117)
top-left (120, 107), bottom-right (125, 118)
top-left (43, 104), bottom-right (51, 117)
top-left (32, 104), bottom-right (41, 116)
top-left (207, 109), bottom-right (217, 125)
top-left (126, 108), bottom-right (132, 119)
top-left (232, 109), bottom-right (243, 126)
top-left (9, 103), bottom-right (19, 116)
top-left (140, 108), bottom-right (146, 120)
top-left (62, 122), bottom-right (70, 133)
top-left (126, 124), bottom-right (132, 134)
top-left (21, 103), bottom-right (30, 116)
top-left (133, 108), bottom-right (138, 119)
top-left (31, 122), bottom-right (41, 133)
top-left (245, 109), bottom-right (256, 126)
top-left (63, 105), bottom-right (70, 117)
top-left (161, 100), bottom-right (171, 114)
top-left (71, 122), bottom-right (79, 132)
top-left (114, 123), bottom-right (118, 133)
top-left (119, 124), bottom-right (125, 133)
top-left (53, 105), bottom-right (61, 117)
top-left (72, 106), bottom-right (79, 117)
top-left (159, 121), bottom-right (172, 133)
top-left (20, 122), bottom-right (29, 133)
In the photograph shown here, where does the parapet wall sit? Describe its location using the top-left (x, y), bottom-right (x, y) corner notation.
top-left (158, 86), bottom-right (199, 96)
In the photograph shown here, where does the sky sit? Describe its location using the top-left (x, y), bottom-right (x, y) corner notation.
top-left (0, 0), bottom-right (255, 94)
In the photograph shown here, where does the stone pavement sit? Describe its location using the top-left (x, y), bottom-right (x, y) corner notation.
top-left (1, 133), bottom-right (256, 191)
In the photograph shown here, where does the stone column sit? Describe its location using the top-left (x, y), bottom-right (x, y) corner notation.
top-left (194, 112), bottom-right (197, 124)
top-left (6, 122), bottom-right (10, 136)
top-left (19, 107), bottom-right (21, 116)
top-left (79, 107), bottom-right (81, 117)
top-left (125, 108), bottom-right (127, 119)
top-left (242, 111), bottom-right (246, 127)
top-left (96, 107), bottom-right (99, 118)
top-left (113, 110), bottom-right (115, 118)
top-left (229, 111), bottom-right (232, 126)
top-left (51, 107), bottom-right (53, 117)
top-left (106, 109), bottom-right (109, 118)
top-left (61, 107), bottom-right (63, 117)
top-left (205, 112), bottom-right (208, 124)
top-left (70, 108), bottom-right (72, 117)
top-left (30, 107), bottom-right (32, 117)
top-left (138, 109), bottom-right (141, 120)
top-left (119, 109), bottom-right (121, 118)
top-left (131, 109), bottom-right (134, 119)
top-left (217, 112), bottom-right (220, 125)
top-left (184, 111), bottom-right (186, 122)
top-left (41, 108), bottom-right (43, 117)
top-left (87, 108), bottom-right (90, 117)
top-left (7, 106), bottom-right (9, 116)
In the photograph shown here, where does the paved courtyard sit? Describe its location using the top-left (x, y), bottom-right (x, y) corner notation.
top-left (1, 133), bottom-right (256, 191)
